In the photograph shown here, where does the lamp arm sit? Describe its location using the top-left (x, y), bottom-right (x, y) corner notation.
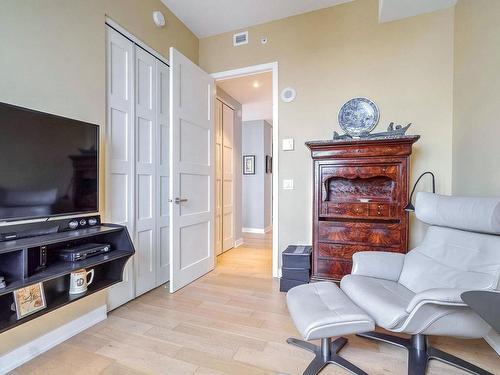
top-left (408, 171), bottom-right (436, 206)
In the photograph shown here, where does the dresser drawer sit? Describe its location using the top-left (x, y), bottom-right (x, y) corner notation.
top-left (321, 164), bottom-right (399, 179)
top-left (318, 221), bottom-right (402, 246)
top-left (324, 203), bottom-right (367, 217)
top-left (321, 202), bottom-right (397, 219)
top-left (368, 203), bottom-right (396, 218)
top-left (317, 243), bottom-right (402, 259)
top-left (314, 258), bottom-right (352, 281)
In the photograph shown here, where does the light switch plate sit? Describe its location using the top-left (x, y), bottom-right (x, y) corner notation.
top-left (283, 179), bottom-right (294, 190)
top-left (282, 138), bottom-right (294, 151)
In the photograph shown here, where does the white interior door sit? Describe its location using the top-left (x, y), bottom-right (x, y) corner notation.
top-left (222, 104), bottom-right (234, 251)
top-left (169, 47), bottom-right (215, 293)
top-left (105, 26), bottom-right (135, 310)
top-left (215, 99), bottom-right (223, 256)
top-left (156, 60), bottom-right (170, 285)
top-left (134, 46), bottom-right (157, 296)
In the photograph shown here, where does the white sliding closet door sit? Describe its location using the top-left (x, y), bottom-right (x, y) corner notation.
top-left (135, 47), bottom-right (157, 296)
top-left (106, 24), bottom-right (170, 308)
top-left (215, 99), bottom-right (223, 256)
top-left (222, 103), bottom-right (234, 251)
top-left (105, 27), bottom-right (135, 310)
top-left (156, 61), bottom-right (170, 285)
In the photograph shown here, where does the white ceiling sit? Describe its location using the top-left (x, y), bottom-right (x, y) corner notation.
top-left (217, 72), bottom-right (272, 104)
top-left (162, 0), bottom-right (458, 38)
top-left (160, 0), bottom-right (353, 38)
top-left (379, 0), bottom-right (457, 23)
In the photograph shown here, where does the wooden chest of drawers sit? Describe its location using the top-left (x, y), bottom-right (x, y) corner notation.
top-left (306, 136), bottom-right (419, 281)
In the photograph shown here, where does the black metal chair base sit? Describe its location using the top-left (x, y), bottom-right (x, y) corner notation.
top-left (287, 337), bottom-right (368, 375)
top-left (356, 331), bottom-right (493, 375)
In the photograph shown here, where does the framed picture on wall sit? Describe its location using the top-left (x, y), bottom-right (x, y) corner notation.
top-left (243, 155), bottom-right (255, 175)
top-left (266, 155), bottom-right (272, 174)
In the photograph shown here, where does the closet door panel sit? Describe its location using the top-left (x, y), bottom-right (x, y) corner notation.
top-left (134, 47), bottom-right (157, 296)
top-left (105, 26), bottom-right (135, 310)
top-left (156, 60), bottom-right (170, 285)
top-left (215, 100), bottom-right (223, 255)
top-left (222, 104), bottom-right (234, 251)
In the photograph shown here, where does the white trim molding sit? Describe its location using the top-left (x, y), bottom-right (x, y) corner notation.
top-left (234, 238), bottom-right (244, 247)
top-left (242, 227), bottom-right (266, 234)
top-left (105, 17), bottom-right (169, 66)
top-left (212, 62), bottom-right (279, 278)
top-left (0, 306), bottom-right (107, 374)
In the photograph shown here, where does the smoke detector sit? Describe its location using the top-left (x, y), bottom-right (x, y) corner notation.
top-left (153, 11), bottom-right (166, 27)
top-left (281, 87), bottom-right (297, 103)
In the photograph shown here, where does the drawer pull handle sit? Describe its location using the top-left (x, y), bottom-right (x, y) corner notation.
top-left (377, 211), bottom-right (382, 215)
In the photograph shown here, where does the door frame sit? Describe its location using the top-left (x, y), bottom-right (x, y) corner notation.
top-left (212, 62), bottom-right (279, 278)
top-left (106, 18), bottom-right (169, 66)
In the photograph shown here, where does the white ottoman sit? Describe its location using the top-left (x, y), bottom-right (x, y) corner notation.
top-left (287, 282), bottom-right (375, 375)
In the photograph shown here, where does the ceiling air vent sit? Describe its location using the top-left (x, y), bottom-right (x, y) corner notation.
top-left (233, 31), bottom-right (248, 47)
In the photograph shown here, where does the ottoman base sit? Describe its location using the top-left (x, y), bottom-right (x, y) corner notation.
top-left (287, 337), bottom-right (368, 375)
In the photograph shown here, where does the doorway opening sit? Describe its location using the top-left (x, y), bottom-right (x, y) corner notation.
top-left (212, 63), bottom-right (279, 277)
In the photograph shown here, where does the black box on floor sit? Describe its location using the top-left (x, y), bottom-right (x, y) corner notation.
top-left (282, 245), bottom-right (312, 269)
top-left (279, 278), bottom-right (306, 292)
top-left (281, 267), bottom-right (310, 282)
top-left (280, 245), bottom-right (312, 292)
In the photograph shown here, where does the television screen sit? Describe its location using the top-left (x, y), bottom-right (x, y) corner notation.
top-left (0, 102), bottom-right (99, 221)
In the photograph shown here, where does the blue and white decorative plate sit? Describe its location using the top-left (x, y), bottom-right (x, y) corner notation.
top-left (338, 97), bottom-right (380, 137)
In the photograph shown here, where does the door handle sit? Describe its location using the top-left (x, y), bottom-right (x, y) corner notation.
top-left (173, 197), bottom-right (188, 204)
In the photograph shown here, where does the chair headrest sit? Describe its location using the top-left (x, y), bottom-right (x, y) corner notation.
top-left (415, 192), bottom-right (500, 234)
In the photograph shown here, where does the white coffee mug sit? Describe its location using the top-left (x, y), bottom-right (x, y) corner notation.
top-left (69, 268), bottom-right (94, 295)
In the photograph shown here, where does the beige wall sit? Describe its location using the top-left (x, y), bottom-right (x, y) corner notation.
top-left (200, 0), bottom-right (455, 254)
top-left (0, 0), bottom-right (197, 354)
top-left (453, 0), bottom-right (500, 196)
top-left (105, 0), bottom-right (198, 63)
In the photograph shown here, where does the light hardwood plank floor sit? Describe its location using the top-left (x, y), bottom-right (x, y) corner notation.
top-left (12, 237), bottom-right (499, 374)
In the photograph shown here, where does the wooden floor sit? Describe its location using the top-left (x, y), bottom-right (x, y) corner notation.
top-left (12, 235), bottom-right (499, 374)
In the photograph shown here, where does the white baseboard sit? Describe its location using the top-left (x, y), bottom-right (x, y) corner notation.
top-left (0, 305), bottom-right (107, 374)
top-left (242, 227), bottom-right (265, 234)
top-left (485, 330), bottom-right (500, 355)
top-left (234, 238), bottom-right (244, 247)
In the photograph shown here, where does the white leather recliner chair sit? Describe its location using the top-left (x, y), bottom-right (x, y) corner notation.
top-left (341, 192), bottom-right (500, 375)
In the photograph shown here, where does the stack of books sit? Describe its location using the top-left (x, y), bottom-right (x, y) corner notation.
top-left (280, 245), bottom-right (312, 292)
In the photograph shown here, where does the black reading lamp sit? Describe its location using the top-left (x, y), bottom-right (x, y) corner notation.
top-left (404, 171), bottom-right (436, 212)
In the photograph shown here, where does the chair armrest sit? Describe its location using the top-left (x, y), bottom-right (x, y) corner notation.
top-left (406, 288), bottom-right (468, 313)
top-left (351, 251), bottom-right (405, 281)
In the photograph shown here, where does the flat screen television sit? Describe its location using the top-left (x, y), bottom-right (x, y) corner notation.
top-left (0, 102), bottom-right (99, 222)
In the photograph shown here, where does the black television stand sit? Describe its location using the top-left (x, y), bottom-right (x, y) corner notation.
top-left (0, 219), bottom-right (134, 333)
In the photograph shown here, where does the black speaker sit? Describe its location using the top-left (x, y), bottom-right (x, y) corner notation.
top-left (27, 246), bottom-right (48, 275)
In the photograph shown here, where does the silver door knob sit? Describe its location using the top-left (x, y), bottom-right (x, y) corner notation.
top-left (174, 197), bottom-right (188, 204)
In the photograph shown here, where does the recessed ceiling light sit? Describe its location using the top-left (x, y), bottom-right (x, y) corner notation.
top-left (253, 81), bottom-right (260, 88)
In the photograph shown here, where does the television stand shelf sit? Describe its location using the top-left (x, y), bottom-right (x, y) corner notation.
top-left (0, 223), bottom-right (134, 333)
